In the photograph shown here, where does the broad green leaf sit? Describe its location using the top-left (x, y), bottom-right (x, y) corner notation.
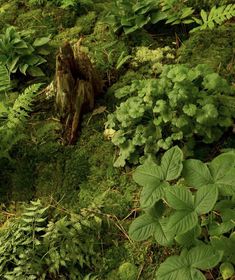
top-left (180, 7), bottom-right (194, 19)
top-left (209, 153), bottom-right (235, 182)
top-left (33, 37), bottom-right (50, 47)
top-left (211, 236), bottom-right (235, 264)
top-left (129, 214), bottom-right (157, 241)
top-left (133, 162), bottom-right (164, 188)
top-left (151, 11), bottom-right (167, 24)
top-left (140, 181), bottom-right (169, 208)
top-left (8, 55), bottom-right (20, 73)
top-left (154, 218), bottom-right (174, 246)
top-left (27, 66), bottom-right (44, 77)
top-left (19, 63), bottom-right (29, 75)
top-left (145, 200), bottom-right (165, 218)
top-left (175, 225), bottom-right (201, 247)
top-left (200, 9), bottom-right (208, 23)
top-left (156, 255), bottom-right (205, 280)
top-left (209, 220), bottom-right (235, 236)
top-left (188, 245), bottom-right (222, 269)
top-left (182, 159), bottom-right (213, 188)
top-left (168, 210), bottom-right (198, 235)
top-left (194, 184), bottom-right (218, 214)
top-left (166, 187), bottom-right (194, 211)
top-left (161, 146), bottom-right (183, 181)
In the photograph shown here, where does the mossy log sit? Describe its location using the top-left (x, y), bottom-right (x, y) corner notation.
top-left (55, 40), bottom-right (102, 144)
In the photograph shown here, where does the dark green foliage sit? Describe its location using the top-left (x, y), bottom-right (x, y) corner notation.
top-left (0, 200), bottom-right (102, 279)
top-left (0, 26), bottom-right (50, 77)
top-left (15, 6), bottom-right (76, 36)
top-left (105, 0), bottom-right (160, 35)
top-left (106, 64), bottom-right (235, 166)
top-left (0, 64), bottom-right (11, 93)
top-left (81, 20), bottom-right (129, 79)
top-left (178, 26), bottom-right (235, 80)
top-left (0, 84), bottom-right (42, 159)
top-left (129, 147), bottom-right (235, 279)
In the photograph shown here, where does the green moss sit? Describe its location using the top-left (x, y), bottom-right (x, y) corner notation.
top-left (0, 2), bottom-right (18, 31)
top-left (118, 262), bottom-right (138, 280)
top-left (81, 21), bottom-right (129, 76)
top-left (75, 11), bottom-right (97, 35)
top-left (50, 11), bottom-right (97, 48)
top-left (178, 26), bottom-right (235, 81)
top-left (15, 6), bottom-right (76, 37)
top-left (50, 25), bottom-right (83, 47)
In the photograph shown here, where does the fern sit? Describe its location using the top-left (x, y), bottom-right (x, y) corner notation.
top-left (0, 64), bottom-right (11, 93)
top-left (191, 4), bottom-right (235, 32)
top-left (0, 83), bottom-right (42, 159)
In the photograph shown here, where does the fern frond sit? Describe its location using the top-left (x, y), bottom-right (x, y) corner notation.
top-left (0, 83), bottom-right (42, 158)
top-left (191, 4), bottom-right (235, 32)
top-left (0, 64), bottom-right (11, 93)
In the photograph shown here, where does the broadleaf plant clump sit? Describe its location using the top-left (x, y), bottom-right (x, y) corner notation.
top-left (129, 146), bottom-right (235, 280)
top-left (105, 64), bottom-right (235, 167)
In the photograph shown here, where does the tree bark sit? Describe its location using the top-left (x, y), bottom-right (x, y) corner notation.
top-left (55, 40), bottom-right (103, 144)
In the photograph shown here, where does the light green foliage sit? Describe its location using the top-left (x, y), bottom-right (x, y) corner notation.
top-left (118, 262), bottom-right (138, 280)
top-left (0, 26), bottom-right (50, 77)
top-left (220, 262), bottom-right (235, 279)
top-left (191, 4), bottom-right (235, 32)
top-left (130, 46), bottom-right (175, 76)
top-left (0, 200), bottom-right (102, 279)
top-left (0, 83), bottom-right (42, 159)
top-left (106, 64), bottom-right (235, 167)
top-left (178, 26), bottom-right (235, 80)
top-left (129, 147), bottom-right (235, 279)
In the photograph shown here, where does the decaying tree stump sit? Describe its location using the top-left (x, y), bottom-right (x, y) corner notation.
top-left (55, 40), bottom-right (103, 144)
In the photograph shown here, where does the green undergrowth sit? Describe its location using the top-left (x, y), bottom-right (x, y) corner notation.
top-left (178, 25), bottom-right (235, 82)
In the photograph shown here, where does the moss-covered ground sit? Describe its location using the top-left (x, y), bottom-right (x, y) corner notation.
top-left (0, 0), bottom-right (234, 279)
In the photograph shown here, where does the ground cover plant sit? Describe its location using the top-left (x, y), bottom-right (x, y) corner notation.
top-left (0, 0), bottom-right (234, 279)
top-left (129, 146), bottom-right (235, 279)
top-left (105, 64), bottom-right (235, 166)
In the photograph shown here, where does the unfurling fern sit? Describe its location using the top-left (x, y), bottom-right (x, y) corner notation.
top-left (0, 83), bottom-right (42, 159)
top-left (191, 4), bottom-right (235, 32)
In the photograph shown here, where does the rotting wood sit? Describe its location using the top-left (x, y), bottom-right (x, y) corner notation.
top-left (55, 40), bottom-right (103, 144)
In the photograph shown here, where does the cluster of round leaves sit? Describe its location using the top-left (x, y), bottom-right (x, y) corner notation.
top-left (105, 64), bottom-right (235, 167)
